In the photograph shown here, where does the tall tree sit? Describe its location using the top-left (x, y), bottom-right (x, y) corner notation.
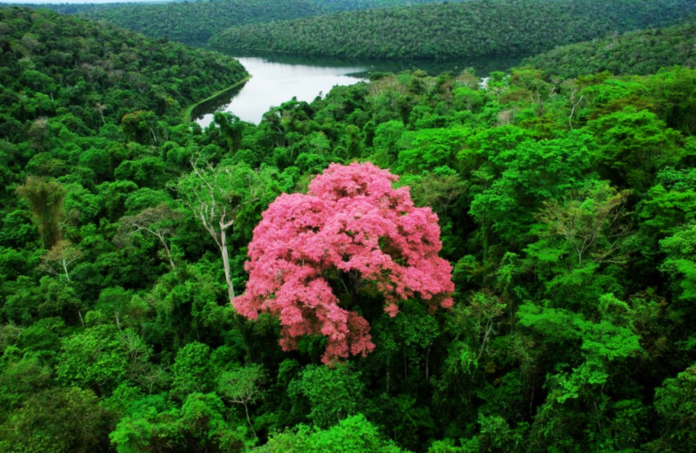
top-left (115, 203), bottom-right (182, 270)
top-left (175, 160), bottom-right (266, 303)
top-left (16, 176), bottom-right (65, 249)
top-left (218, 364), bottom-right (265, 438)
top-left (41, 240), bottom-right (82, 282)
top-left (234, 162), bottom-right (455, 364)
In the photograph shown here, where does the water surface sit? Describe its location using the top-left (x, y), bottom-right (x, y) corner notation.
top-left (192, 52), bottom-right (524, 126)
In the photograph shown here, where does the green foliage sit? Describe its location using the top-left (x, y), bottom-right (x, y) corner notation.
top-left (289, 364), bottom-right (366, 428)
top-left (469, 131), bottom-right (595, 244)
top-left (396, 127), bottom-right (467, 174)
top-left (660, 224), bottom-right (696, 301)
top-left (0, 7), bottom-right (247, 133)
top-left (653, 364), bottom-right (696, 450)
top-left (45, 0), bottom-right (459, 47)
top-left (171, 342), bottom-right (214, 399)
top-left (56, 325), bottom-right (149, 396)
top-left (523, 181), bottom-right (632, 309)
top-left (0, 354), bottom-right (52, 411)
top-left (15, 176), bottom-right (65, 249)
top-left (257, 414), bottom-right (406, 453)
top-left (526, 19), bottom-right (696, 78)
top-left (218, 365), bottom-right (265, 407)
top-left (3, 8), bottom-right (696, 451)
top-left (210, 0), bottom-right (695, 60)
top-left (0, 387), bottom-right (111, 453)
top-left (109, 392), bottom-right (249, 453)
top-left (587, 106), bottom-right (683, 189)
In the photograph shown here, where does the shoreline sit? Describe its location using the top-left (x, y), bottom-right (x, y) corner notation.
top-left (182, 74), bottom-right (253, 122)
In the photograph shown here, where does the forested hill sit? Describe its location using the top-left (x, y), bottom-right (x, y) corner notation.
top-left (4, 3), bottom-right (696, 452)
top-left (524, 19), bottom-right (696, 78)
top-left (40, 0), bottom-right (471, 47)
top-left (0, 7), bottom-right (247, 131)
top-left (47, 0), bottom-right (326, 46)
top-left (209, 0), bottom-right (696, 60)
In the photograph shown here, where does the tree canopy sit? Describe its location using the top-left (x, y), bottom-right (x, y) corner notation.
top-left (524, 18), bottom-right (696, 78)
top-left (209, 0), bottom-right (696, 60)
top-left (2, 6), bottom-right (696, 453)
top-left (235, 162), bottom-right (454, 364)
top-left (34, 0), bottom-right (472, 46)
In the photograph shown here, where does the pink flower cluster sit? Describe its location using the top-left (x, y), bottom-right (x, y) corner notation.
top-left (234, 162), bottom-right (454, 364)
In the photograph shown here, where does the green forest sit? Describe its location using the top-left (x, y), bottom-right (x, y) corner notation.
top-left (524, 18), bottom-right (696, 78)
top-left (2, 3), bottom-right (696, 453)
top-left (0, 8), bottom-right (248, 125)
top-left (39, 0), bottom-right (469, 47)
top-left (45, 0), bottom-right (327, 47)
top-left (209, 0), bottom-right (696, 60)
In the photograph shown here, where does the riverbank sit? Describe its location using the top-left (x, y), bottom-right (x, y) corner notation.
top-left (191, 54), bottom-right (526, 126)
top-left (182, 74), bottom-right (253, 122)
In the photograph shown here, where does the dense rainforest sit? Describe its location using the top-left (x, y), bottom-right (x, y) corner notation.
top-left (0, 7), bottom-right (248, 128)
top-left (3, 4), bottom-right (696, 453)
top-left (524, 18), bottom-right (696, 78)
top-left (209, 0), bottom-right (696, 60)
top-left (37, 0), bottom-right (471, 47)
top-left (44, 0), bottom-right (327, 47)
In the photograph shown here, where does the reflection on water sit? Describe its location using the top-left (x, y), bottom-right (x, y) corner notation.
top-left (192, 57), bottom-right (367, 126)
top-left (192, 53), bottom-right (525, 126)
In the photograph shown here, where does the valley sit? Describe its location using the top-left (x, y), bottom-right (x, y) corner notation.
top-left (0, 1), bottom-right (695, 452)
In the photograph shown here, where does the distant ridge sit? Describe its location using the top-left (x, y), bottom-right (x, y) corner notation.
top-left (208, 0), bottom-right (696, 60)
top-left (0, 7), bottom-right (248, 128)
top-left (22, 0), bottom-right (473, 46)
top-left (524, 19), bottom-right (696, 77)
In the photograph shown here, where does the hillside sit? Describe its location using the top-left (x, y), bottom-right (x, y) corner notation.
top-left (524, 19), bottom-right (696, 77)
top-left (209, 0), bottom-right (696, 60)
top-left (41, 0), bottom-right (471, 47)
top-left (3, 4), bottom-right (696, 453)
top-left (48, 0), bottom-right (326, 46)
top-left (0, 6), bottom-right (247, 132)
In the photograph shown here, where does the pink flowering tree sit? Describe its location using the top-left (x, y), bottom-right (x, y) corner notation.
top-left (234, 162), bottom-right (454, 364)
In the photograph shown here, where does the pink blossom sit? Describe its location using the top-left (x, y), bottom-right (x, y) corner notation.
top-left (234, 162), bottom-right (454, 364)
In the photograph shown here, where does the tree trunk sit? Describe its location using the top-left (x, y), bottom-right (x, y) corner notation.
top-left (61, 258), bottom-right (71, 281)
top-left (220, 228), bottom-right (235, 303)
top-left (243, 402), bottom-right (257, 438)
top-left (157, 234), bottom-right (176, 270)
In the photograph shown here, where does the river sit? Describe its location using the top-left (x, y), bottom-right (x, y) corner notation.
top-left (191, 52), bottom-right (525, 127)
